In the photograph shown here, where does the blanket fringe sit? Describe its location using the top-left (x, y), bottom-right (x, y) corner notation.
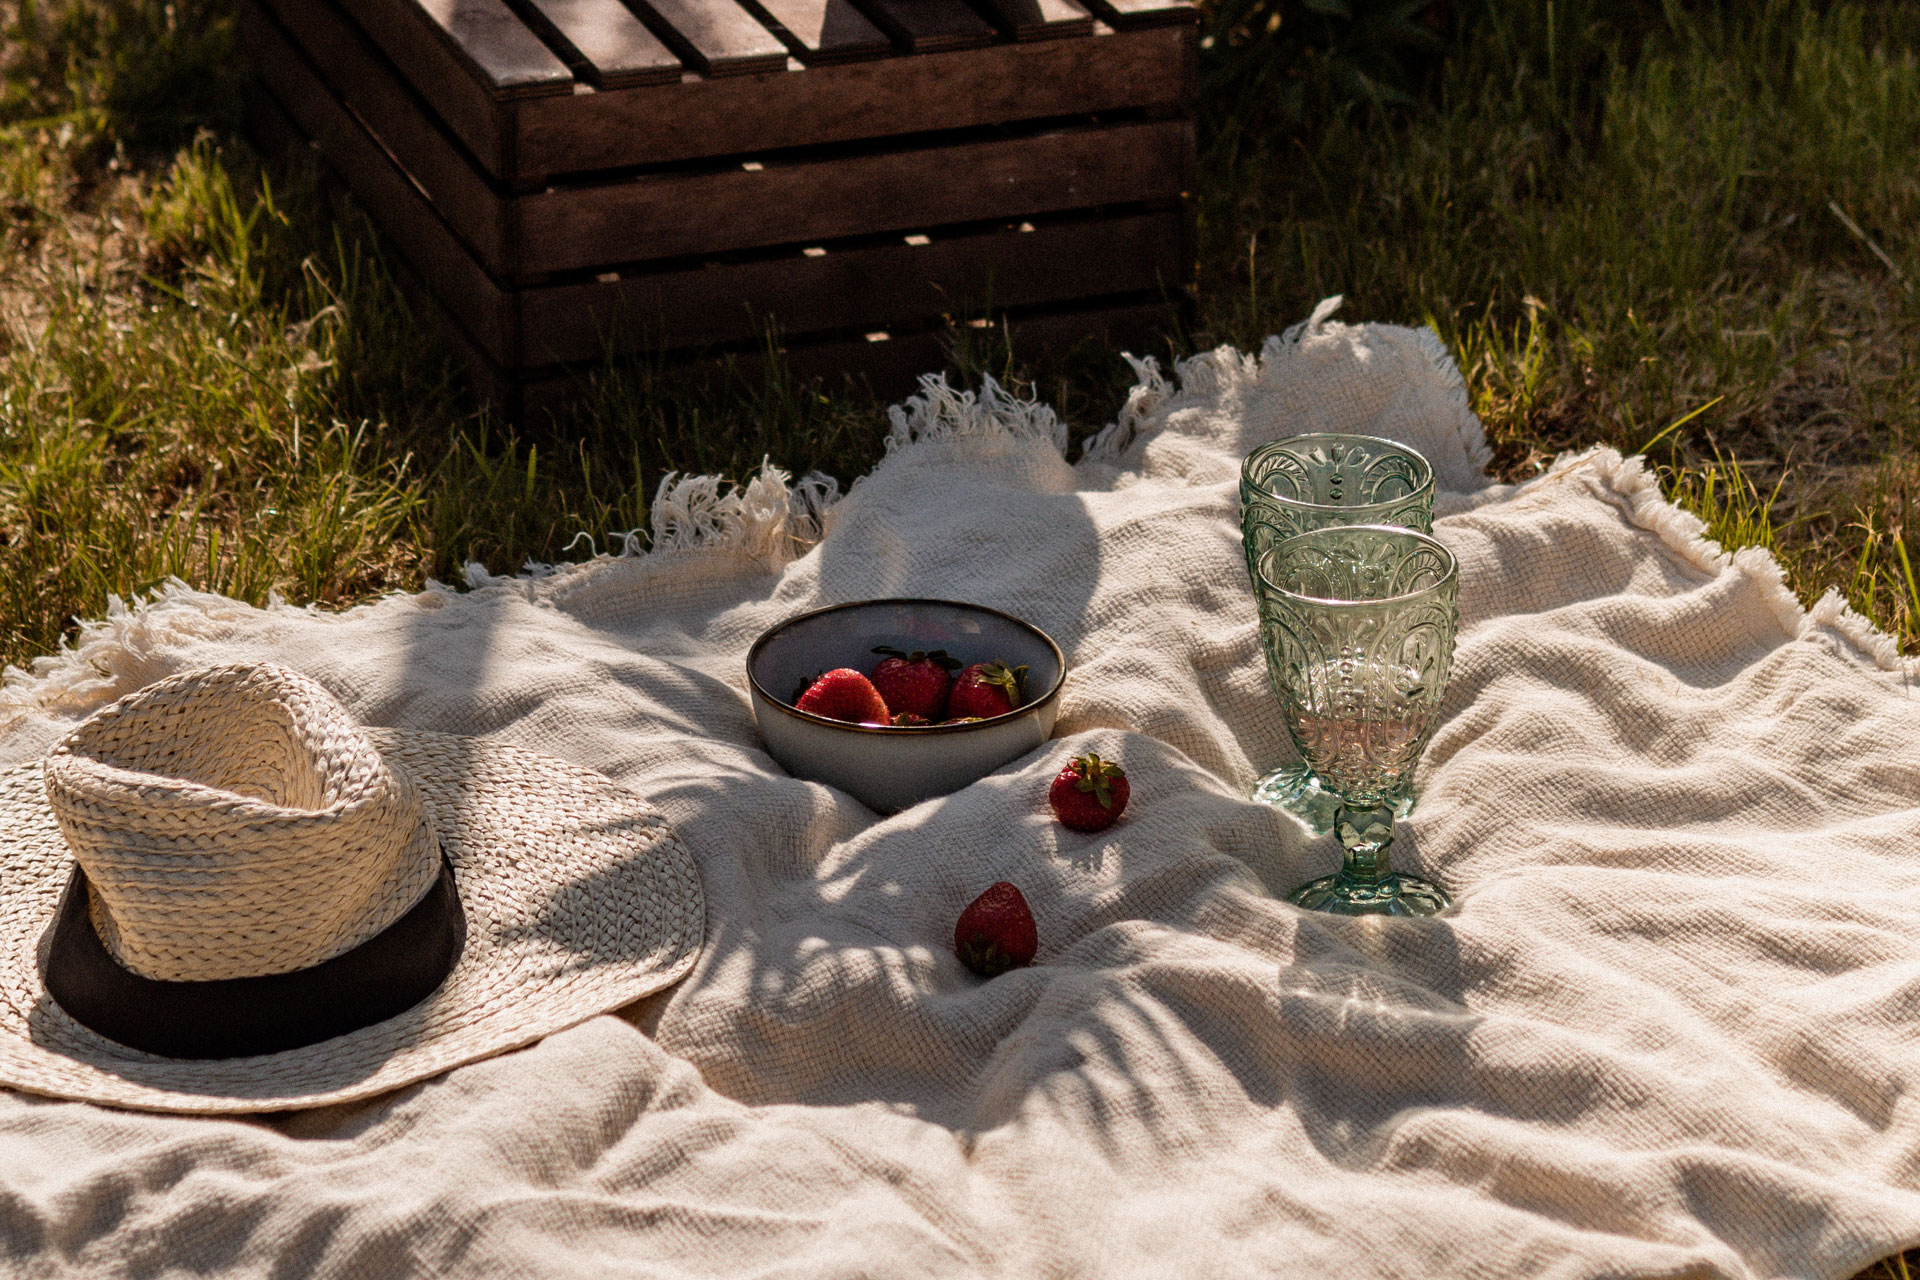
top-left (0, 581), bottom-right (331, 727)
top-left (884, 373), bottom-right (1068, 456)
top-left (1545, 447), bottom-right (1917, 678)
top-left (1078, 296), bottom-right (1494, 482)
top-left (7, 300), bottom-right (1912, 722)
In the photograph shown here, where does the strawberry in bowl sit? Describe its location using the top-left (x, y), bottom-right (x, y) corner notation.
top-left (747, 599), bottom-right (1066, 813)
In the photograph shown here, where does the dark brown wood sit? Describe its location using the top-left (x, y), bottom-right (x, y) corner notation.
top-left (258, 0), bottom-right (1190, 284)
top-left (505, 297), bottom-right (1181, 420)
top-left (519, 0), bottom-right (683, 86)
top-left (522, 210), bottom-right (1187, 363)
top-left (744, 0), bottom-right (891, 63)
top-left (855, 0), bottom-right (995, 52)
top-left (402, 0), bottom-right (576, 95)
top-left (245, 9), bottom-right (522, 362)
top-left (630, 0), bottom-right (790, 74)
top-left (326, 0), bottom-right (512, 174)
top-left (250, 0), bottom-right (1195, 420)
top-left (249, 11), bottom-right (1188, 374)
top-left (517, 117), bottom-right (1192, 277)
top-left (253, 0), bottom-right (515, 270)
top-left (511, 24), bottom-right (1192, 178)
top-left (973, 0), bottom-right (1093, 42)
top-left (1077, 0), bottom-right (1195, 27)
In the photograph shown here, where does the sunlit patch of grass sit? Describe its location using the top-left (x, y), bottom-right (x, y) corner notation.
top-left (0, 0), bottom-right (1917, 694)
top-left (1203, 0), bottom-right (1920, 652)
top-left (1665, 451), bottom-right (1793, 560)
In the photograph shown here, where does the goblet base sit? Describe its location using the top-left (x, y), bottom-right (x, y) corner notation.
top-left (1287, 871), bottom-right (1450, 917)
top-left (1250, 764), bottom-right (1412, 836)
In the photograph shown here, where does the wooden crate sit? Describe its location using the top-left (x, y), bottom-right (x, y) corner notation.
top-left (239, 0), bottom-right (1197, 416)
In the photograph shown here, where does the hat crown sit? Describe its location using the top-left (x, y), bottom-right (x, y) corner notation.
top-left (43, 664), bottom-right (440, 983)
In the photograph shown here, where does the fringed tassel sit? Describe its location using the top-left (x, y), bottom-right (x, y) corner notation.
top-left (884, 373), bottom-right (1068, 456)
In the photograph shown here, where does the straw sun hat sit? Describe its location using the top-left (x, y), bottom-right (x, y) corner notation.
top-left (0, 663), bottom-right (705, 1114)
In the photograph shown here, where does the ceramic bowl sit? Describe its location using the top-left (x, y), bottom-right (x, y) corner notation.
top-left (747, 599), bottom-right (1067, 813)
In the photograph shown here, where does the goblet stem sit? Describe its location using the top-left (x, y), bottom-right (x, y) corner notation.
top-left (1287, 802), bottom-right (1451, 917)
top-left (1334, 803), bottom-right (1397, 883)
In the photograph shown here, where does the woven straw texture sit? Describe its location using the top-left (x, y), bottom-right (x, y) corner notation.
top-left (1, 298), bottom-right (1918, 1277)
top-left (45, 663), bottom-right (443, 981)
top-left (0, 718), bottom-right (704, 1112)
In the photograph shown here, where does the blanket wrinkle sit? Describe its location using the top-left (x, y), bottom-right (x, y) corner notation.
top-left (3, 300), bottom-right (1920, 1278)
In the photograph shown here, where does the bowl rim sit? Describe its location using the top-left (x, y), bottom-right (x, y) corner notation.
top-left (746, 597), bottom-right (1069, 735)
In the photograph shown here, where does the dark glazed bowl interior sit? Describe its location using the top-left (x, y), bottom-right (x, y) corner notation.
top-left (748, 599), bottom-right (1065, 731)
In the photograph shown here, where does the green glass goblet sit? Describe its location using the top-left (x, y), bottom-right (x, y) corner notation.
top-left (1252, 524), bottom-right (1458, 917)
top-left (1240, 434), bottom-right (1437, 830)
top-left (1239, 433), bottom-right (1435, 576)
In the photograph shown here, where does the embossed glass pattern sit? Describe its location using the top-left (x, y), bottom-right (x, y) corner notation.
top-left (1253, 524), bottom-right (1457, 916)
top-left (1239, 435), bottom-right (1436, 829)
top-left (1239, 433), bottom-right (1434, 580)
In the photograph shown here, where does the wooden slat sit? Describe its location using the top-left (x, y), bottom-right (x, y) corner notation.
top-left (405, 0), bottom-right (576, 95)
top-left (519, 0), bottom-right (682, 86)
top-left (248, 19), bottom-right (1183, 421)
top-left (253, 0), bottom-right (514, 270)
top-left (262, 0), bottom-right (1188, 285)
top-left (974, 0), bottom-right (1093, 41)
top-left (510, 23), bottom-right (1193, 178)
top-left (855, 0), bottom-right (994, 52)
top-left (312, 0), bottom-right (1189, 182)
top-left (517, 117), bottom-right (1192, 277)
top-left (744, 0), bottom-right (891, 63)
top-left (1077, 0), bottom-right (1195, 27)
top-left (629, 0), bottom-right (789, 74)
top-left (320, 0), bottom-right (506, 173)
top-left (505, 297), bottom-right (1180, 419)
top-left (522, 210), bottom-right (1186, 363)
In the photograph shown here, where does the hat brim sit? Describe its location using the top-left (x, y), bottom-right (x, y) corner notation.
top-left (0, 729), bottom-right (705, 1114)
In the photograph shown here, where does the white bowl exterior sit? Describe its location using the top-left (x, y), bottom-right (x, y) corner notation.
top-left (751, 687), bottom-right (1058, 812)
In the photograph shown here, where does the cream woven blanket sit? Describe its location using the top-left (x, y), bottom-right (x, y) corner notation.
top-left (4, 299), bottom-right (1920, 1278)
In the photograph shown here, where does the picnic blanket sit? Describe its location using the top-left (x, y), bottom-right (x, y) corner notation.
top-left (4, 297), bottom-right (1920, 1279)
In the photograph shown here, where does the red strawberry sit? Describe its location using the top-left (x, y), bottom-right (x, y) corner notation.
top-left (795, 669), bottom-right (890, 724)
top-left (892, 712), bottom-right (930, 727)
top-left (947, 661), bottom-right (1028, 720)
top-left (869, 646), bottom-right (960, 721)
top-left (953, 881), bottom-right (1038, 978)
top-left (1048, 752), bottom-right (1129, 832)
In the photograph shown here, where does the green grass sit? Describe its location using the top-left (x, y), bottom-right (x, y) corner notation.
top-left (1207, 0), bottom-right (1920, 633)
top-left (0, 0), bottom-right (1915, 682)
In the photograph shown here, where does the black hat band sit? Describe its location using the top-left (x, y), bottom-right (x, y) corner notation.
top-left (42, 854), bottom-right (466, 1060)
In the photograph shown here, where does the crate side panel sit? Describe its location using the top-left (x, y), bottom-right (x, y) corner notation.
top-left (253, 0), bottom-right (514, 274)
top-left (510, 24), bottom-right (1190, 178)
top-left (517, 118), bottom-right (1191, 275)
top-left (518, 209), bottom-right (1187, 363)
top-left (509, 296), bottom-right (1182, 419)
top-left (306, 0), bottom-right (515, 173)
top-left (246, 11), bottom-right (520, 365)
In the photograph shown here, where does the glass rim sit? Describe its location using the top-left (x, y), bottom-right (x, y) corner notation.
top-left (1240, 432), bottom-right (1436, 512)
top-left (1252, 523), bottom-right (1458, 608)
